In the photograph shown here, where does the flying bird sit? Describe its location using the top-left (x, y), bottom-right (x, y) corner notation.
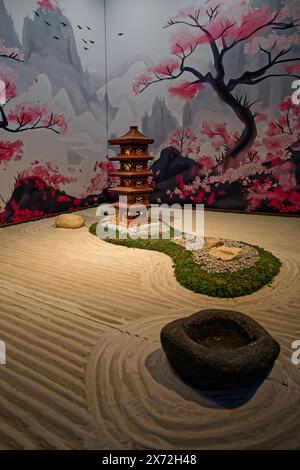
top-left (77, 25), bottom-right (83, 29)
top-left (83, 47), bottom-right (89, 51)
top-left (82, 38), bottom-right (88, 44)
top-left (89, 40), bottom-right (95, 44)
top-left (60, 22), bottom-right (68, 27)
top-left (53, 36), bottom-right (60, 40)
top-left (44, 20), bottom-right (52, 26)
top-left (118, 33), bottom-right (124, 36)
top-left (86, 26), bottom-right (92, 30)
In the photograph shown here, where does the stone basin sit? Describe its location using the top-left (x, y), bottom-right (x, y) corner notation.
top-left (160, 309), bottom-right (280, 390)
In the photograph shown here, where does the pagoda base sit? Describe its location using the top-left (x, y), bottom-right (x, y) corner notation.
top-left (97, 216), bottom-right (171, 239)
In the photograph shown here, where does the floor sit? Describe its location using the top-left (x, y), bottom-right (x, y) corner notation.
top-left (0, 209), bottom-right (299, 449)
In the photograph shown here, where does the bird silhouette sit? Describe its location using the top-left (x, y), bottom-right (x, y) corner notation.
top-left (60, 22), bottom-right (68, 27)
top-left (83, 47), bottom-right (89, 51)
top-left (44, 20), bottom-right (52, 26)
top-left (82, 38), bottom-right (88, 44)
top-left (77, 25), bottom-right (83, 29)
top-left (86, 26), bottom-right (92, 30)
top-left (53, 36), bottom-right (60, 40)
top-left (118, 33), bottom-right (124, 36)
top-left (89, 40), bottom-right (95, 44)
top-left (33, 11), bottom-right (40, 17)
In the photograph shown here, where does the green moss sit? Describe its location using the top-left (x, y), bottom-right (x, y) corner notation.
top-left (89, 223), bottom-right (281, 298)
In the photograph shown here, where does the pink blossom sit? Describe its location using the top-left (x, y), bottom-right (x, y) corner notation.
top-left (0, 140), bottom-right (23, 164)
top-left (37, 0), bottom-right (59, 11)
top-left (231, 6), bottom-right (273, 42)
top-left (171, 30), bottom-right (200, 55)
top-left (8, 103), bottom-right (68, 134)
top-left (19, 161), bottom-right (76, 189)
top-left (132, 73), bottom-right (153, 94)
top-left (0, 39), bottom-right (24, 61)
top-left (198, 155), bottom-right (215, 170)
top-left (285, 63), bottom-right (300, 74)
top-left (169, 128), bottom-right (198, 156)
top-left (255, 113), bottom-right (267, 122)
top-left (148, 59), bottom-right (180, 76)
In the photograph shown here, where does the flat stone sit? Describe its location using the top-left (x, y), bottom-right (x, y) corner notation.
top-left (55, 213), bottom-right (85, 229)
top-left (209, 246), bottom-right (243, 261)
top-left (206, 238), bottom-right (224, 248)
top-left (160, 309), bottom-right (280, 390)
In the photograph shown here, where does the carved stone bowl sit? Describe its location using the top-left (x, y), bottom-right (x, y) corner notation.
top-left (160, 309), bottom-right (280, 390)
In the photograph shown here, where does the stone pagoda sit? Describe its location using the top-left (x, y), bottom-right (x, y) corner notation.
top-left (108, 126), bottom-right (154, 225)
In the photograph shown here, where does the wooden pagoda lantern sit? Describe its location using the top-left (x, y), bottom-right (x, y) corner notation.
top-left (108, 126), bottom-right (154, 225)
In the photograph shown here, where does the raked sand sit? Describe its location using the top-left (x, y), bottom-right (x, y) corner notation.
top-left (0, 209), bottom-right (299, 449)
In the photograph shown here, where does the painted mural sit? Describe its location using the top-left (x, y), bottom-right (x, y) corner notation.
top-left (0, 0), bottom-right (300, 226)
top-left (0, 0), bottom-right (109, 226)
top-left (107, 0), bottom-right (300, 214)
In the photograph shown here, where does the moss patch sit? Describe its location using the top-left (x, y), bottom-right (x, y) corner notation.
top-left (89, 223), bottom-right (281, 298)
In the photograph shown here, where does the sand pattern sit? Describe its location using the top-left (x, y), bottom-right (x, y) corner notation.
top-left (0, 209), bottom-right (299, 449)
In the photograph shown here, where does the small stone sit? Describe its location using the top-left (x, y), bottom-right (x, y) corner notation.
top-left (207, 238), bottom-right (224, 248)
top-left (209, 246), bottom-right (243, 261)
top-left (55, 213), bottom-right (85, 229)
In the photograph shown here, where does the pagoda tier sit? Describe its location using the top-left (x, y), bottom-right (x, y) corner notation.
top-left (107, 126), bottom-right (154, 221)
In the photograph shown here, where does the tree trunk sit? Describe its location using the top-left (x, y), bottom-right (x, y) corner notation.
top-left (211, 80), bottom-right (257, 170)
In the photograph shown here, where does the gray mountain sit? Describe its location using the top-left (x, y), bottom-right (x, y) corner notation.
top-left (22, 6), bottom-right (108, 121)
top-left (0, 0), bottom-right (21, 48)
top-left (142, 97), bottom-right (179, 149)
top-left (0, 1), bottom-right (111, 123)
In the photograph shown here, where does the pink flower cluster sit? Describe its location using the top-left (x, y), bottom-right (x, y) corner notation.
top-left (19, 161), bottom-right (76, 189)
top-left (37, 0), bottom-right (59, 11)
top-left (0, 140), bottom-right (23, 164)
top-left (8, 103), bottom-right (68, 134)
top-left (0, 40), bottom-right (24, 62)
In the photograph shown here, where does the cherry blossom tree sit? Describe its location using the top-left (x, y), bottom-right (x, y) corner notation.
top-left (169, 127), bottom-right (197, 156)
top-left (0, 63), bottom-right (68, 169)
top-left (266, 96), bottom-right (300, 151)
top-left (0, 66), bottom-right (68, 135)
top-left (133, 2), bottom-right (300, 169)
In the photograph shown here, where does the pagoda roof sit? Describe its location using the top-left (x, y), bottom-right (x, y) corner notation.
top-left (108, 126), bottom-right (154, 145)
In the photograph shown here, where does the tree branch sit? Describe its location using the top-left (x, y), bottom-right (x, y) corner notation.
top-left (0, 52), bottom-right (24, 63)
top-left (0, 106), bottom-right (8, 128)
top-left (221, 10), bottom-right (298, 55)
top-left (227, 45), bottom-right (300, 90)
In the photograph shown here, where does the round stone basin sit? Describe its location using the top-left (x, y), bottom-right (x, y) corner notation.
top-left (160, 309), bottom-right (280, 390)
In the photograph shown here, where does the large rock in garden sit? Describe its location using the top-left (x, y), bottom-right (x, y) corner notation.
top-left (161, 309), bottom-right (280, 390)
top-left (209, 246), bottom-right (243, 261)
top-left (55, 213), bottom-right (85, 229)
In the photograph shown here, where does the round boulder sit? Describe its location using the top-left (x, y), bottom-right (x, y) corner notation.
top-left (160, 309), bottom-right (280, 390)
top-left (55, 213), bottom-right (85, 229)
